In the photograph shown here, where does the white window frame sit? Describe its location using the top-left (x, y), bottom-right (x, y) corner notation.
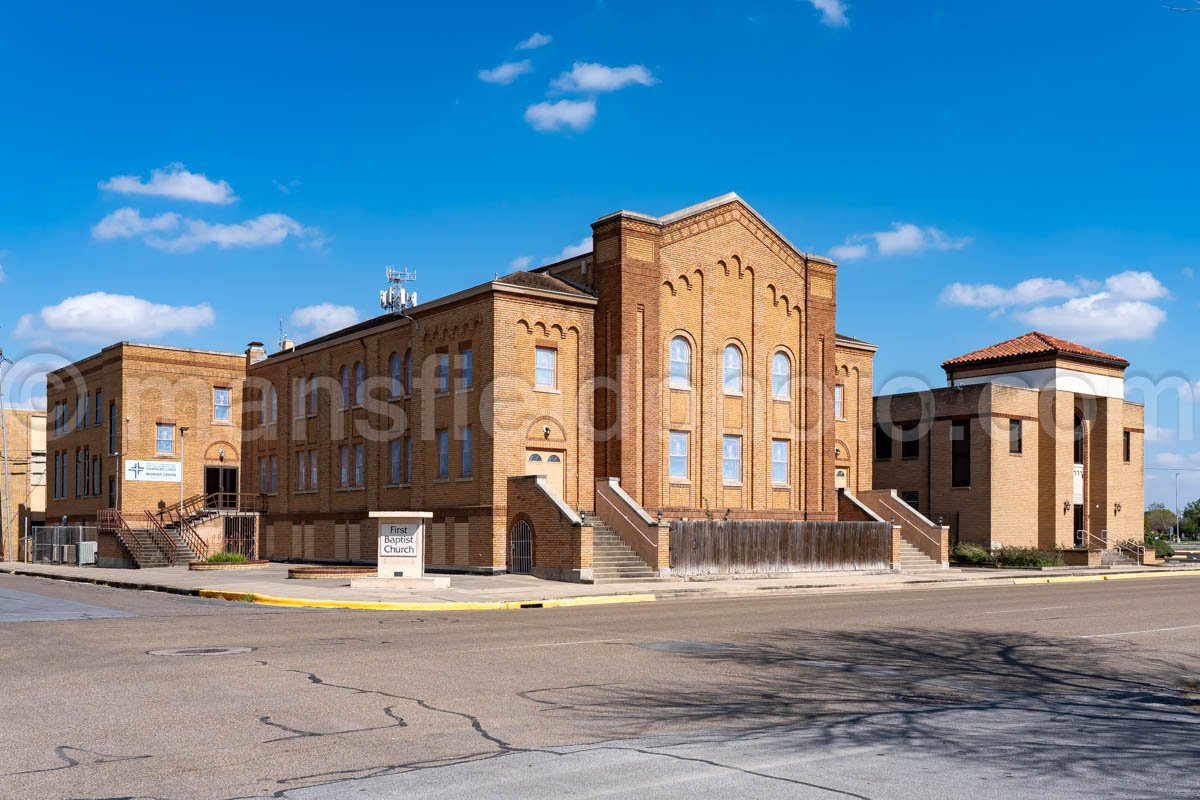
top-left (156, 423), bottom-right (174, 455)
top-left (390, 439), bottom-right (402, 485)
top-left (669, 431), bottom-right (689, 480)
top-left (723, 434), bottom-right (743, 485)
top-left (833, 384), bottom-right (845, 420)
top-left (669, 337), bottom-right (691, 389)
top-left (459, 348), bottom-right (473, 390)
top-left (460, 425), bottom-right (473, 477)
top-left (354, 443), bottom-right (365, 486)
top-left (214, 386), bottom-right (232, 422)
top-left (535, 346), bottom-right (557, 389)
top-left (771, 439), bottom-right (789, 485)
top-left (436, 430), bottom-right (449, 479)
top-left (723, 344), bottom-right (743, 394)
top-left (771, 352), bottom-right (791, 399)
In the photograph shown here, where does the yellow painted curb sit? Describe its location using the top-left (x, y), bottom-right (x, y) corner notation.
top-left (1013, 569), bottom-right (1200, 586)
top-left (197, 588), bottom-right (657, 611)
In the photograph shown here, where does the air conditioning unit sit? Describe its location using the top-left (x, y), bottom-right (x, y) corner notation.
top-left (77, 541), bottom-right (98, 566)
top-left (62, 545), bottom-right (76, 565)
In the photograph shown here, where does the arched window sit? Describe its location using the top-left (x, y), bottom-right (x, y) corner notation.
top-left (389, 353), bottom-right (402, 397)
top-left (547, 454), bottom-right (561, 462)
top-left (723, 344), bottom-right (743, 394)
top-left (295, 376), bottom-right (307, 418)
top-left (354, 362), bottom-right (365, 405)
top-left (307, 373), bottom-right (318, 415)
top-left (528, 453), bottom-right (543, 462)
top-left (268, 385), bottom-right (278, 423)
top-left (669, 337), bottom-right (691, 388)
top-left (771, 352), bottom-right (791, 399)
top-left (339, 366), bottom-right (350, 408)
top-left (1074, 413), bottom-right (1085, 464)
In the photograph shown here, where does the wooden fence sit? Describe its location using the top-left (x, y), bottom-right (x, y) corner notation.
top-left (669, 520), bottom-right (891, 576)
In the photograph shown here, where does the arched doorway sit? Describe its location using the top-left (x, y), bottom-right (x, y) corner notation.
top-left (509, 519), bottom-right (533, 574)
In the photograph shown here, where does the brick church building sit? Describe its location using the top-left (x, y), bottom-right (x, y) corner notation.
top-left (241, 193), bottom-right (877, 579)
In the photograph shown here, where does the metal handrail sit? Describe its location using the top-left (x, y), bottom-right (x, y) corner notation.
top-left (143, 512), bottom-right (180, 565)
top-left (97, 509), bottom-right (153, 567)
top-left (1115, 538), bottom-right (1148, 563)
top-left (877, 496), bottom-right (946, 561)
top-left (1078, 530), bottom-right (1110, 551)
top-left (596, 490), bottom-right (660, 555)
top-left (164, 505), bottom-right (208, 560)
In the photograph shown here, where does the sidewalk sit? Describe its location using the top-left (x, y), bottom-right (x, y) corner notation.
top-left (3, 561), bottom-right (1199, 610)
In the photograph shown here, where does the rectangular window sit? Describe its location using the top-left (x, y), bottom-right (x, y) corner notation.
top-left (951, 420), bottom-right (971, 488)
top-left (873, 424), bottom-right (892, 460)
top-left (309, 450), bottom-right (318, 489)
top-left (156, 424), bottom-right (174, 455)
top-left (669, 431), bottom-right (689, 480)
top-left (259, 457), bottom-right (268, 493)
top-left (81, 395), bottom-right (88, 428)
top-left (269, 455), bottom-right (279, 493)
top-left (214, 387), bottom-right (232, 422)
top-left (52, 452), bottom-right (59, 498)
top-left (108, 403), bottom-right (116, 454)
top-left (75, 448), bottom-right (82, 497)
top-left (535, 346), bottom-right (556, 388)
top-left (390, 439), bottom-right (402, 485)
top-left (771, 439), bottom-right (789, 484)
top-left (437, 430), bottom-right (449, 478)
top-left (82, 447), bottom-right (90, 496)
top-left (900, 490), bottom-right (920, 509)
top-left (459, 348), bottom-right (473, 389)
top-left (901, 423), bottom-right (919, 459)
top-left (723, 435), bottom-right (742, 484)
top-left (354, 443), bottom-right (365, 486)
top-left (1009, 419), bottom-right (1023, 455)
top-left (834, 385), bottom-right (844, 420)
top-left (297, 452), bottom-right (308, 491)
top-left (95, 390), bottom-right (102, 426)
top-left (460, 425), bottom-right (473, 477)
top-left (339, 446), bottom-right (350, 487)
top-left (1123, 430), bottom-right (1132, 463)
top-left (92, 457), bottom-right (100, 496)
top-left (435, 352), bottom-right (450, 393)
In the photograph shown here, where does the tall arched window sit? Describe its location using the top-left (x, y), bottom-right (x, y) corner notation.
top-left (307, 373), bottom-right (318, 415)
top-left (339, 366), bottom-right (351, 408)
top-left (268, 385), bottom-right (278, 423)
top-left (1074, 413), bottom-right (1085, 464)
top-left (295, 376), bottom-right (307, 418)
top-left (723, 344), bottom-right (743, 394)
top-left (389, 353), bottom-right (402, 397)
top-left (771, 352), bottom-right (791, 399)
top-left (354, 362), bottom-right (365, 405)
top-left (669, 337), bottom-right (691, 388)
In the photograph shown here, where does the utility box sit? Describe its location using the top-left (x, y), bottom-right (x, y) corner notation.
top-left (76, 541), bottom-right (98, 566)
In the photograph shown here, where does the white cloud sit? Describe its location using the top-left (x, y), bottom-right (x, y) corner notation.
top-left (1103, 270), bottom-right (1169, 301)
top-left (510, 256), bottom-right (533, 270)
top-left (516, 32), bottom-right (552, 50)
top-left (92, 208), bottom-right (321, 252)
top-left (478, 60), bottom-right (533, 85)
top-left (92, 207), bottom-right (180, 240)
top-left (14, 292), bottom-right (215, 344)
top-left (524, 99), bottom-right (597, 132)
top-left (273, 178), bottom-right (301, 194)
top-left (99, 163), bottom-right (237, 204)
top-left (551, 62), bottom-right (656, 93)
top-left (831, 222), bottom-right (971, 260)
top-left (804, 0), bottom-right (849, 27)
top-left (940, 278), bottom-right (1082, 309)
top-left (941, 270), bottom-right (1172, 344)
top-left (557, 236), bottom-right (593, 260)
top-left (1014, 294), bottom-right (1167, 343)
top-left (289, 303), bottom-right (360, 339)
top-left (1152, 451), bottom-right (1200, 468)
top-left (828, 243), bottom-right (870, 261)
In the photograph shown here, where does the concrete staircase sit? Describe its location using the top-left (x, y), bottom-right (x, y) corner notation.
top-left (897, 539), bottom-right (947, 575)
top-left (126, 527), bottom-right (171, 568)
top-left (582, 514), bottom-right (658, 583)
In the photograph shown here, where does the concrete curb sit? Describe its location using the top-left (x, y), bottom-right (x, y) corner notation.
top-left (1012, 569), bottom-right (1200, 585)
top-left (197, 589), bottom-right (658, 611)
top-left (0, 567), bottom-right (202, 597)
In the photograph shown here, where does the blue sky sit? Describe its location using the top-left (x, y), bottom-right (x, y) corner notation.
top-left (1, 1), bottom-right (1198, 506)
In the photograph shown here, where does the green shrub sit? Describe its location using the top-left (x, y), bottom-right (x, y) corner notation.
top-left (1144, 531), bottom-right (1175, 559)
top-left (207, 551), bottom-right (249, 563)
top-left (952, 542), bottom-right (992, 564)
top-left (994, 546), bottom-right (1064, 568)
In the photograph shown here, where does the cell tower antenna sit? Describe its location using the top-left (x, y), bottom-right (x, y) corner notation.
top-left (380, 265), bottom-right (419, 316)
top-left (278, 317), bottom-right (292, 351)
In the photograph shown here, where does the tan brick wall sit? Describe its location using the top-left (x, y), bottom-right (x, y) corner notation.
top-left (46, 343), bottom-right (246, 526)
top-left (506, 476), bottom-right (592, 581)
top-left (1, 408), bottom-right (47, 557)
top-left (834, 343), bottom-right (874, 495)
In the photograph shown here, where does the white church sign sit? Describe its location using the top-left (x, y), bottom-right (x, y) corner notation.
top-left (124, 460), bottom-right (182, 483)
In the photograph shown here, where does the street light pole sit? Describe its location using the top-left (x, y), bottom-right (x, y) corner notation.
top-left (179, 426), bottom-right (189, 512)
top-left (1176, 472), bottom-right (1182, 543)
top-left (0, 349), bottom-right (14, 562)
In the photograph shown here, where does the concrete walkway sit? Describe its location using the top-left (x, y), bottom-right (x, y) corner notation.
top-left (3, 561), bottom-right (1199, 610)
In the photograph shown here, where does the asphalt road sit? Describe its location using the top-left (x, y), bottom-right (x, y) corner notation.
top-left (1, 573), bottom-right (1198, 800)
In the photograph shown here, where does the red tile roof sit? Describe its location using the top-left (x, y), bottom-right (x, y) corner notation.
top-left (942, 331), bottom-right (1128, 370)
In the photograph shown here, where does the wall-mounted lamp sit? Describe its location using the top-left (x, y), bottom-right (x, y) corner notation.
top-left (1113, 502), bottom-right (1122, 515)
top-left (219, 448), bottom-right (226, 462)
top-left (656, 510), bottom-right (663, 524)
top-left (834, 446), bottom-right (842, 457)
top-left (1063, 500), bottom-right (1072, 514)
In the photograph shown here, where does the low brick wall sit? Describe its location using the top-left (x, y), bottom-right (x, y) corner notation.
top-left (507, 476), bottom-right (593, 582)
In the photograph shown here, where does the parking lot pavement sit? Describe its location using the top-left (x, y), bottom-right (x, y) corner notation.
top-left (0, 585), bottom-right (135, 624)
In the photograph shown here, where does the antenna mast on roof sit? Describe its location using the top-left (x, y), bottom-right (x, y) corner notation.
top-left (380, 266), bottom-right (418, 315)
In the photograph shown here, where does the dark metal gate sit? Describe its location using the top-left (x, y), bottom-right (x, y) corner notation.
top-left (509, 520), bottom-right (533, 574)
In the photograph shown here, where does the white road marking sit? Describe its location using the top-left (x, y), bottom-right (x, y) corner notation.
top-left (983, 605), bottom-right (1070, 615)
top-left (1079, 623), bottom-right (1200, 639)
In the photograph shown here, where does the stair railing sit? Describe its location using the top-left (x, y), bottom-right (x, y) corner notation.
top-left (595, 478), bottom-right (668, 573)
top-left (143, 512), bottom-right (180, 565)
top-left (97, 509), bottom-right (154, 567)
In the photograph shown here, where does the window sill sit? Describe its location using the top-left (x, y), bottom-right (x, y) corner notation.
top-left (456, 386), bottom-right (474, 395)
top-left (669, 478), bottom-right (691, 486)
top-left (901, 456), bottom-right (920, 461)
top-left (335, 486), bottom-right (365, 492)
top-left (432, 477), bottom-right (450, 484)
top-left (723, 481), bottom-right (744, 488)
top-left (213, 420), bottom-right (234, 426)
top-left (771, 396), bottom-right (792, 403)
top-left (772, 483), bottom-right (792, 490)
top-left (723, 390), bottom-right (744, 398)
top-left (835, 416), bottom-right (847, 422)
top-left (293, 489), bottom-right (318, 495)
top-left (534, 386), bottom-right (561, 395)
top-left (950, 486), bottom-right (971, 491)
top-left (455, 476), bottom-right (474, 482)
top-left (669, 384), bottom-right (692, 392)
top-left (385, 482), bottom-right (413, 489)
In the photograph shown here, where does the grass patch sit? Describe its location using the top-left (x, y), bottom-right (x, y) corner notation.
top-left (952, 542), bottom-right (992, 565)
top-left (207, 552), bottom-right (250, 564)
top-left (994, 546), bottom-right (1064, 568)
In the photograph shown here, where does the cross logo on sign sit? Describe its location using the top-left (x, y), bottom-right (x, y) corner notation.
top-left (129, 463), bottom-right (144, 478)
